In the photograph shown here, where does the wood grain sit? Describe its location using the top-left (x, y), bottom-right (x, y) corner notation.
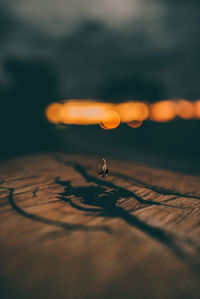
top-left (0, 152), bottom-right (200, 299)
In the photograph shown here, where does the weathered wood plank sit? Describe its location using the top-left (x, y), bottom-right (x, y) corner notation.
top-left (0, 153), bottom-right (200, 299)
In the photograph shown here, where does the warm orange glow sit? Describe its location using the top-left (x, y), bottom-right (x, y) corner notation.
top-left (127, 120), bottom-right (143, 128)
top-left (60, 100), bottom-right (113, 125)
top-left (101, 110), bottom-right (120, 129)
top-left (99, 122), bottom-right (110, 130)
top-left (193, 100), bottom-right (200, 119)
top-left (116, 102), bottom-right (149, 122)
top-left (45, 103), bottom-right (63, 124)
top-left (150, 101), bottom-right (176, 122)
top-left (46, 99), bottom-right (200, 128)
top-left (175, 100), bottom-right (194, 119)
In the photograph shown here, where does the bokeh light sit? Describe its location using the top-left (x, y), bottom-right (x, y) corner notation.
top-left (150, 100), bottom-right (176, 122)
top-left (45, 102), bottom-right (63, 124)
top-left (101, 110), bottom-right (120, 129)
top-left (194, 100), bottom-right (200, 119)
top-left (60, 100), bottom-right (113, 125)
top-left (99, 122), bottom-right (110, 130)
top-left (116, 102), bottom-right (149, 122)
top-left (127, 120), bottom-right (143, 128)
top-left (175, 100), bottom-right (194, 120)
top-left (46, 99), bottom-right (200, 128)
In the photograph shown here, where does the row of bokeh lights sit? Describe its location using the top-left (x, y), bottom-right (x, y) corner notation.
top-left (46, 99), bottom-right (200, 130)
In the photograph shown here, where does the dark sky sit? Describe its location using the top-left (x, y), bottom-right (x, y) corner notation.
top-left (1, 0), bottom-right (200, 99)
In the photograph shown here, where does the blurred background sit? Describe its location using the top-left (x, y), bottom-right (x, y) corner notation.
top-left (0, 0), bottom-right (200, 172)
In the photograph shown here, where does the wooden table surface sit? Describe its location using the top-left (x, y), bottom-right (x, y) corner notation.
top-left (0, 152), bottom-right (200, 299)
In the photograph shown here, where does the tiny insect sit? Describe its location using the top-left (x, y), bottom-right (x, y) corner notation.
top-left (98, 158), bottom-right (109, 178)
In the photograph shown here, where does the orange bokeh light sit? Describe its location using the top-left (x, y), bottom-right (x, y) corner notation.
top-left (116, 102), bottom-right (149, 122)
top-left (60, 100), bottom-right (113, 125)
top-left (127, 120), bottom-right (143, 128)
top-left (101, 110), bottom-right (120, 129)
top-left (99, 122), bottom-right (110, 130)
top-left (194, 100), bottom-right (200, 119)
top-left (45, 102), bottom-right (63, 124)
top-left (150, 100), bottom-right (176, 122)
top-left (46, 98), bottom-right (200, 128)
top-left (175, 100), bottom-right (194, 119)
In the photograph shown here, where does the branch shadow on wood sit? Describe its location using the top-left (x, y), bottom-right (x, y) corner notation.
top-left (110, 171), bottom-right (200, 202)
top-left (54, 158), bottom-right (200, 272)
top-left (4, 186), bottom-right (112, 234)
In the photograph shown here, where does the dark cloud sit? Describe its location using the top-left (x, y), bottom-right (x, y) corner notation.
top-left (1, 0), bottom-right (200, 99)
